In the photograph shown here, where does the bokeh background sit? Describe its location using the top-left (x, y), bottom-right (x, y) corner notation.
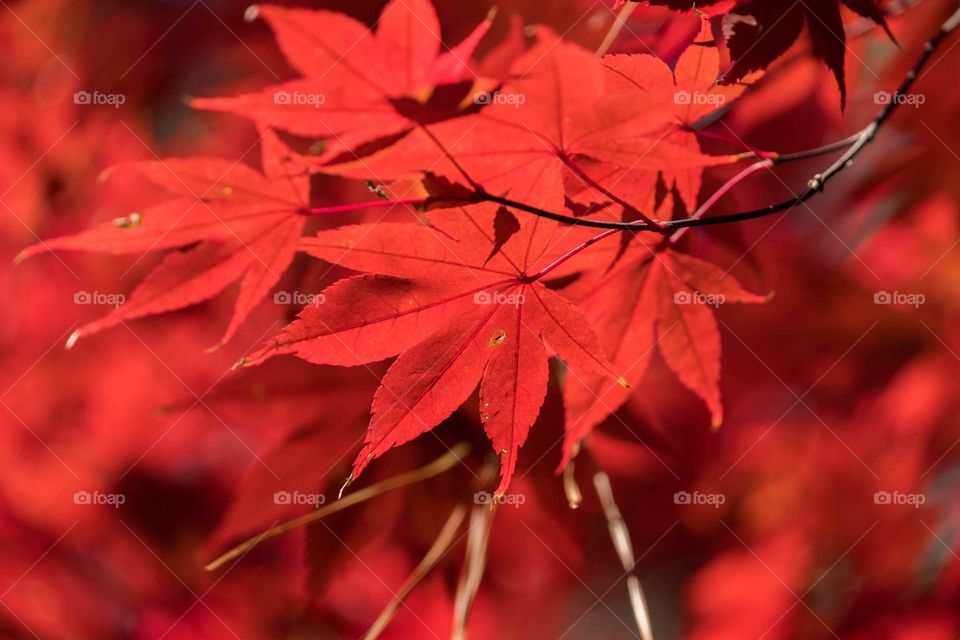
top-left (3, 0), bottom-right (960, 638)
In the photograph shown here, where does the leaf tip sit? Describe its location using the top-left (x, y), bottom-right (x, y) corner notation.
top-left (12, 250), bottom-right (28, 266)
top-left (617, 376), bottom-right (630, 389)
top-left (244, 4), bottom-right (260, 22)
top-left (231, 357), bottom-right (250, 371)
top-left (65, 330), bottom-right (82, 350)
top-left (710, 417), bottom-right (723, 432)
top-left (205, 341), bottom-right (225, 354)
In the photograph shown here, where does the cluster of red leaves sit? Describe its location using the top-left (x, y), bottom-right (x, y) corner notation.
top-left (25, 1), bottom-right (770, 496)
top-left (5, 0), bottom-right (960, 638)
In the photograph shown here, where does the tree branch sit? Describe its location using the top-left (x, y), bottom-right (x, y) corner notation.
top-left (559, 152), bottom-right (668, 231)
top-left (471, 5), bottom-right (960, 233)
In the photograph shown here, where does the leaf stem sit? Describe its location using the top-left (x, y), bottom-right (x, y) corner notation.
top-left (665, 157), bottom-right (775, 246)
top-left (527, 228), bottom-right (619, 282)
top-left (204, 442), bottom-right (470, 571)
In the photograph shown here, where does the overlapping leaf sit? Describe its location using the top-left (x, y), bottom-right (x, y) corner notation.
top-left (323, 27), bottom-right (740, 214)
top-left (562, 225), bottom-right (766, 464)
top-left (194, 0), bottom-right (493, 160)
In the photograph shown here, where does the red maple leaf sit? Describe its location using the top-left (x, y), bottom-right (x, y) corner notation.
top-left (562, 222), bottom-right (767, 464)
top-left (194, 0), bottom-right (493, 161)
top-left (18, 129), bottom-right (309, 347)
top-left (244, 204), bottom-right (623, 495)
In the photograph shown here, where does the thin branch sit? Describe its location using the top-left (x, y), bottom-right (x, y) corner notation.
top-left (205, 443), bottom-right (470, 571)
top-left (593, 472), bottom-right (654, 640)
top-left (364, 505), bottom-right (468, 640)
top-left (688, 128), bottom-right (865, 164)
top-left (772, 133), bottom-right (864, 163)
top-left (560, 153), bottom-right (668, 231)
top-left (471, 132), bottom-right (854, 231)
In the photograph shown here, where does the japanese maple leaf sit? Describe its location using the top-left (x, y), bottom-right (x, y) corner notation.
top-left (17, 130), bottom-right (309, 347)
top-left (323, 27), bottom-right (738, 215)
top-left (644, 0), bottom-right (893, 106)
top-left (243, 204), bottom-right (622, 495)
top-left (562, 224), bottom-right (766, 465)
top-left (193, 0), bottom-right (492, 161)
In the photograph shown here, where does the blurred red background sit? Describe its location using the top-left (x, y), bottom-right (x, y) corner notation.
top-left (3, 0), bottom-right (960, 638)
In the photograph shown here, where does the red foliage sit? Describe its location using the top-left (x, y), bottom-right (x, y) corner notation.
top-left (4, 0), bottom-right (960, 638)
